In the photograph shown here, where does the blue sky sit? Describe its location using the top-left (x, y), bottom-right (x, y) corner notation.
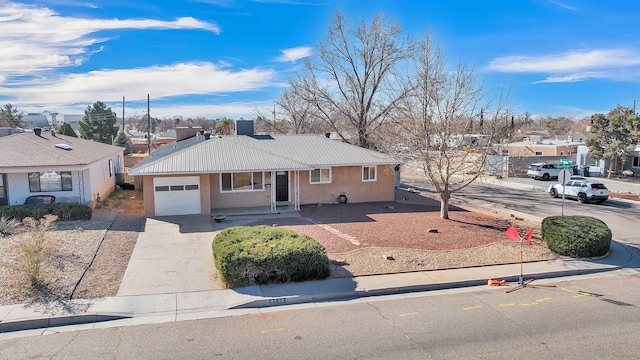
top-left (2, 0), bottom-right (640, 121)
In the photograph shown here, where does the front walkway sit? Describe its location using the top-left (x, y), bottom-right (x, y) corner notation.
top-left (117, 215), bottom-right (225, 296)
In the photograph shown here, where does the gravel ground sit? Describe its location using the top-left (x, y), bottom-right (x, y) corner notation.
top-left (0, 208), bottom-right (120, 306)
top-left (0, 185), bottom-right (570, 305)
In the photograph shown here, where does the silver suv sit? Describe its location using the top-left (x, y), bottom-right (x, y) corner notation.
top-left (548, 180), bottom-right (609, 204)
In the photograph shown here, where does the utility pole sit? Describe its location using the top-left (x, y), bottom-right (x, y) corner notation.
top-left (633, 99), bottom-right (640, 113)
top-left (147, 94), bottom-right (151, 155)
top-left (122, 96), bottom-right (125, 132)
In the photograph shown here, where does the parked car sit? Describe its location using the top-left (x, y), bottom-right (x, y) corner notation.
top-left (527, 163), bottom-right (562, 180)
top-left (548, 180), bottom-right (609, 204)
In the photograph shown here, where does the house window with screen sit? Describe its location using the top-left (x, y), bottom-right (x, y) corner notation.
top-left (28, 171), bottom-right (73, 192)
top-left (221, 172), bottom-right (264, 192)
top-left (362, 166), bottom-right (377, 182)
top-left (310, 168), bottom-right (331, 184)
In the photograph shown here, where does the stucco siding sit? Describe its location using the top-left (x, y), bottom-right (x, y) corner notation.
top-left (299, 165), bottom-right (395, 204)
top-left (142, 174), bottom-right (211, 217)
top-left (6, 170), bottom-right (88, 205)
top-left (209, 173), bottom-right (271, 209)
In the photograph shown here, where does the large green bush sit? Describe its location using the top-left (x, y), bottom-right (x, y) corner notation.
top-left (0, 203), bottom-right (92, 221)
top-left (212, 225), bottom-right (331, 288)
top-left (542, 215), bottom-right (611, 258)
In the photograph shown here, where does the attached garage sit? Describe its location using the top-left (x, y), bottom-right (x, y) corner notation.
top-left (153, 176), bottom-right (201, 216)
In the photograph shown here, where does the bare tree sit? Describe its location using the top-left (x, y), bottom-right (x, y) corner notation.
top-left (275, 83), bottom-right (328, 134)
top-left (294, 11), bottom-right (413, 148)
top-left (396, 33), bottom-right (506, 219)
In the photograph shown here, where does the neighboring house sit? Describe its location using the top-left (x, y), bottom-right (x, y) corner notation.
top-left (0, 128), bottom-right (124, 206)
top-left (494, 135), bottom-right (582, 157)
top-left (577, 144), bottom-right (640, 177)
top-left (0, 127), bottom-right (24, 137)
top-left (21, 113), bottom-right (50, 128)
top-left (129, 132), bottom-right (398, 217)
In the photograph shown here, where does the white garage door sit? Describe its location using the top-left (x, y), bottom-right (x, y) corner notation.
top-left (153, 176), bottom-right (201, 216)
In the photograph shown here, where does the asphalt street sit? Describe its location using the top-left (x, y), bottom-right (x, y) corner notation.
top-left (0, 274), bottom-right (638, 359)
top-left (403, 176), bottom-right (640, 245)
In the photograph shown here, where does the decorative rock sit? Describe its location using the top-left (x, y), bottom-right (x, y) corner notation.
top-left (427, 228), bottom-right (438, 233)
top-left (383, 254), bottom-right (395, 260)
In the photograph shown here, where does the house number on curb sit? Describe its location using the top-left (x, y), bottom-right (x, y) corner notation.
top-left (269, 298), bottom-right (287, 305)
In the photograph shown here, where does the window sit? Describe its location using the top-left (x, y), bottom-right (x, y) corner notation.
top-left (535, 151), bottom-right (543, 156)
top-left (362, 166), bottom-right (377, 182)
top-left (28, 171), bottom-right (72, 192)
top-left (310, 168), bottom-right (331, 184)
top-left (633, 157), bottom-right (640, 168)
top-left (109, 159), bottom-right (113, 177)
top-left (221, 172), bottom-right (264, 192)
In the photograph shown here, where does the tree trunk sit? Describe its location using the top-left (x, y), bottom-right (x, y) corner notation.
top-left (440, 190), bottom-right (450, 219)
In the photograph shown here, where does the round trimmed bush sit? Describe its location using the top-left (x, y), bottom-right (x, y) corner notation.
top-left (542, 215), bottom-right (611, 258)
top-left (212, 225), bottom-right (331, 288)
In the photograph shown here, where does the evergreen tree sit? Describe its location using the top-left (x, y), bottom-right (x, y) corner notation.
top-left (0, 103), bottom-right (24, 127)
top-left (78, 101), bottom-right (119, 144)
top-left (586, 105), bottom-right (640, 174)
top-left (57, 122), bottom-right (78, 137)
top-left (113, 130), bottom-right (133, 155)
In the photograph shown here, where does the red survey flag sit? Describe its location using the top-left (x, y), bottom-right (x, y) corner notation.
top-left (524, 228), bottom-right (534, 245)
top-left (505, 225), bottom-right (520, 241)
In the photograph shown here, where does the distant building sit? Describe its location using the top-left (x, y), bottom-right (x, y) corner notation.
top-left (21, 113), bottom-right (50, 128)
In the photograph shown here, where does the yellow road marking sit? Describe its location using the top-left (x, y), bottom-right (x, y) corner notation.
top-left (463, 306), bottom-right (482, 311)
top-left (519, 302), bottom-right (537, 306)
top-left (535, 297), bottom-right (552, 302)
top-left (499, 303), bottom-right (516, 307)
top-left (399, 312), bottom-right (419, 317)
top-left (572, 293), bottom-right (591, 298)
top-left (261, 328), bottom-right (284, 334)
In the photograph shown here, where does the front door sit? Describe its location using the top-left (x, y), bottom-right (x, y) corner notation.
top-left (0, 174), bottom-right (7, 206)
top-left (275, 171), bottom-right (288, 202)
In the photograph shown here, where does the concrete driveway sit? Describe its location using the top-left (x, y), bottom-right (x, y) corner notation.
top-left (118, 215), bottom-right (225, 296)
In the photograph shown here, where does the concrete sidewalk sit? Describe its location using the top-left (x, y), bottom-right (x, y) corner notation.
top-left (2, 236), bottom-right (639, 337)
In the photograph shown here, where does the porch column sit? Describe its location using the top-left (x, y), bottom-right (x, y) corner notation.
top-left (294, 170), bottom-right (300, 210)
top-left (270, 170), bottom-right (276, 211)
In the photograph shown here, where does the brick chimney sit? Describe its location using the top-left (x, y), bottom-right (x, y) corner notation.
top-left (175, 126), bottom-right (203, 141)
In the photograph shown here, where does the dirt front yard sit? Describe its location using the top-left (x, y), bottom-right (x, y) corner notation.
top-left (1, 187), bottom-right (560, 305)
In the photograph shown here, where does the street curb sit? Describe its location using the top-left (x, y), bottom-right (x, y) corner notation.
top-left (0, 313), bottom-right (131, 334)
top-left (228, 265), bottom-right (622, 310)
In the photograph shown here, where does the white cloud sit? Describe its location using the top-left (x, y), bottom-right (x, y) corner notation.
top-left (548, 0), bottom-right (575, 11)
top-left (275, 46), bottom-right (313, 62)
top-left (534, 72), bottom-right (603, 83)
top-left (1, 62), bottom-right (275, 105)
top-left (0, 2), bottom-right (220, 78)
top-left (22, 100), bottom-right (271, 120)
top-left (487, 49), bottom-right (640, 73)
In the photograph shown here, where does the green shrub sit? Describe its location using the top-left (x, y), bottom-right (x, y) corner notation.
top-left (212, 225), bottom-right (331, 288)
top-left (542, 215), bottom-right (612, 257)
top-left (0, 203), bottom-right (92, 222)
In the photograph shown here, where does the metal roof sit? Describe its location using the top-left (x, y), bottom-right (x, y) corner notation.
top-left (129, 134), bottom-right (397, 175)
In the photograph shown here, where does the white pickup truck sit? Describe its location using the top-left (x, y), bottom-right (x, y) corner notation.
top-left (527, 162), bottom-right (562, 180)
